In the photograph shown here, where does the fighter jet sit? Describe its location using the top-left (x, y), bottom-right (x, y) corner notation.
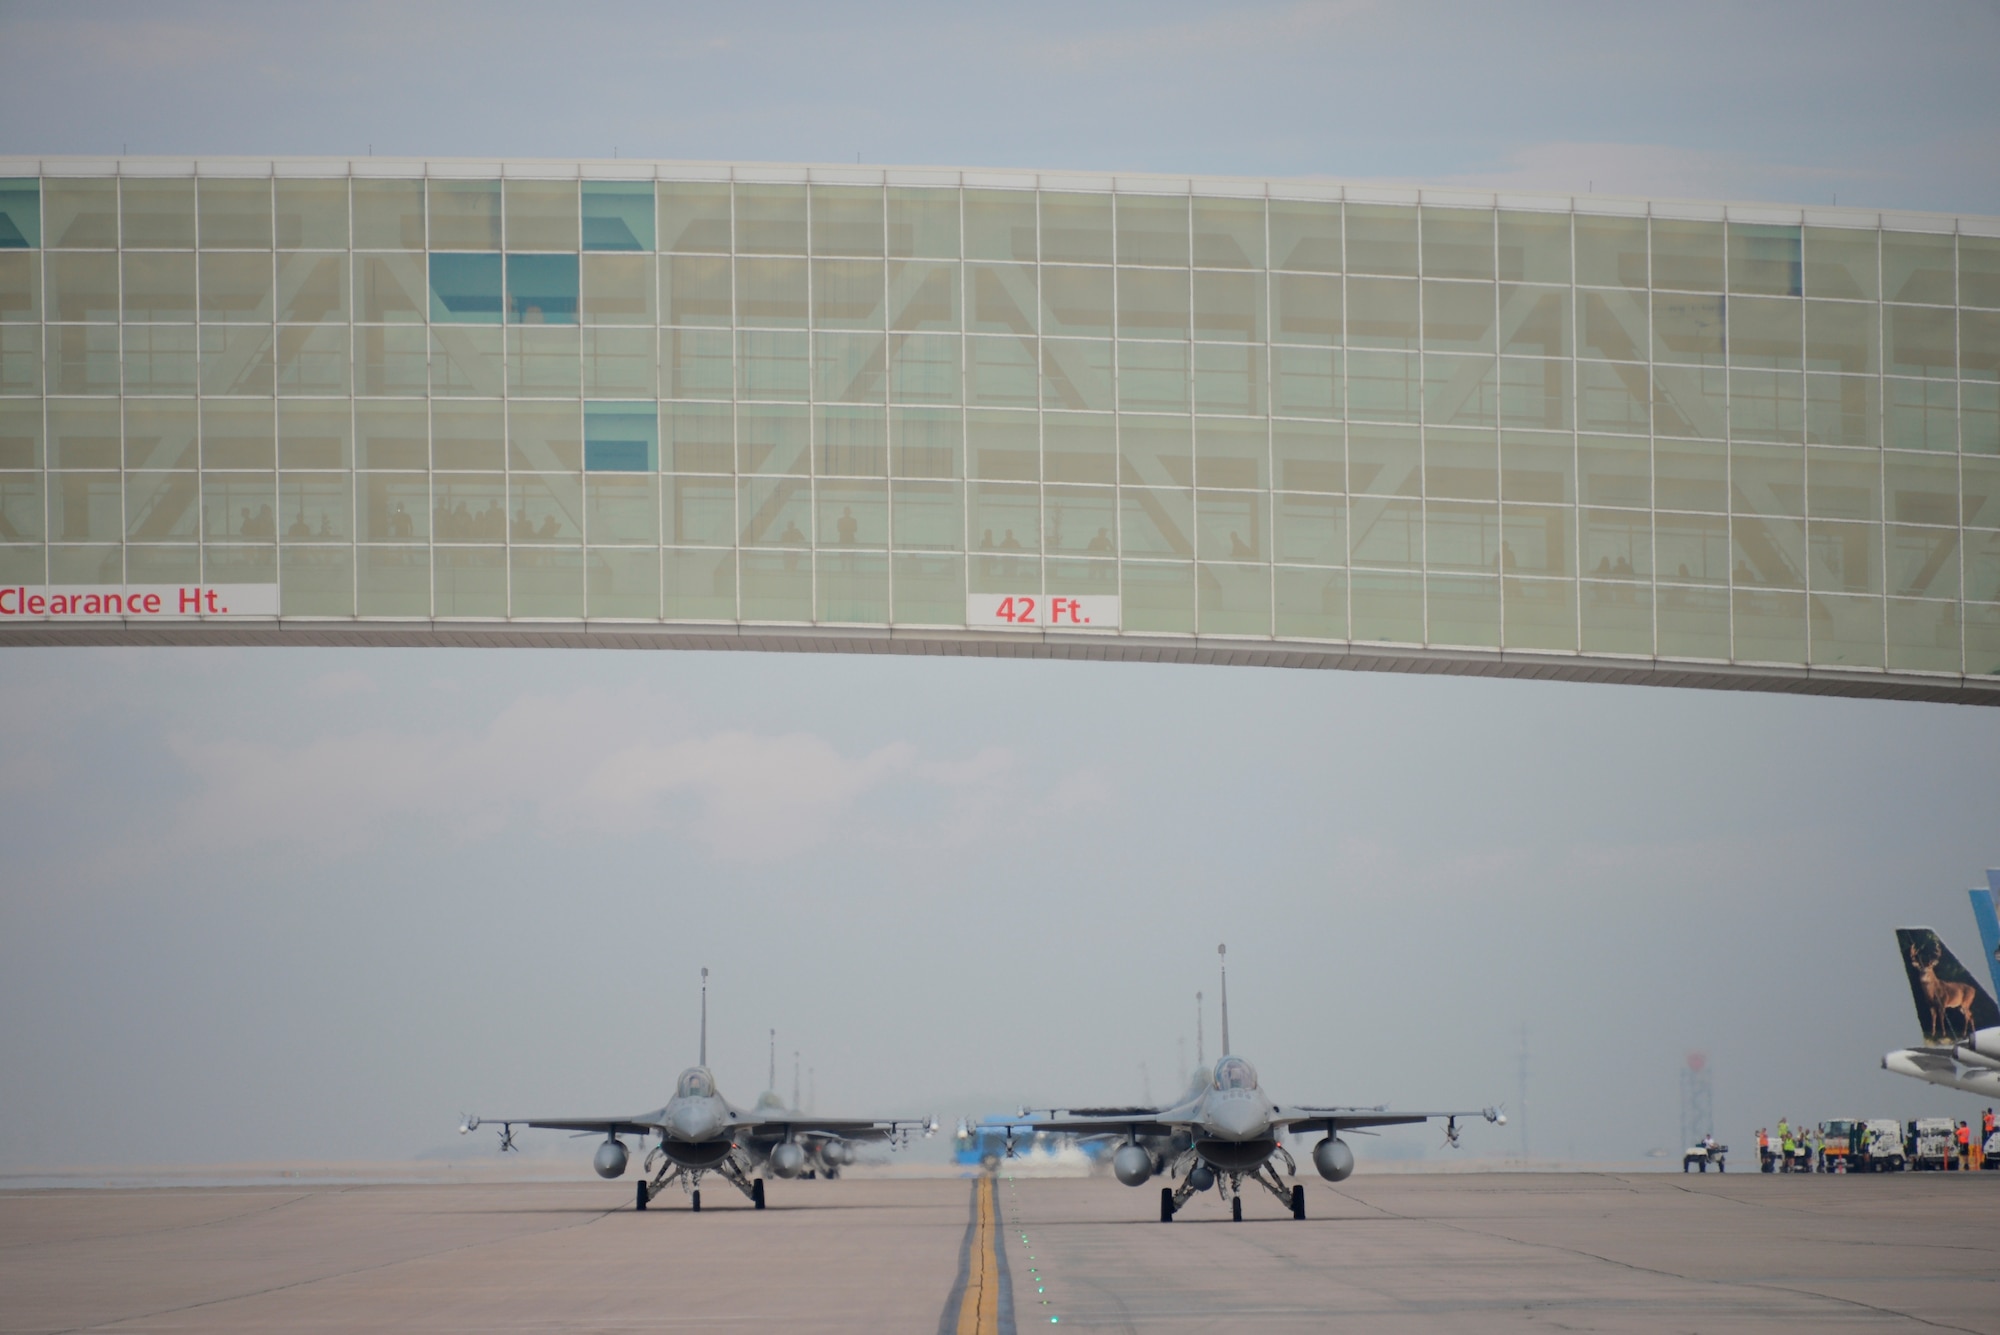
top-left (461, 970), bottom-right (934, 1211)
top-left (735, 1032), bottom-right (866, 1181)
top-left (989, 946), bottom-right (1503, 1222)
top-left (1881, 926), bottom-right (2000, 1099)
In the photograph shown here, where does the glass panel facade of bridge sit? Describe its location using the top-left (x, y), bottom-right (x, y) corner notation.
top-left (0, 161), bottom-right (1996, 686)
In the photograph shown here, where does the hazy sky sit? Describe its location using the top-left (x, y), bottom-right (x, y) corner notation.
top-left (3, 1), bottom-right (1999, 1172)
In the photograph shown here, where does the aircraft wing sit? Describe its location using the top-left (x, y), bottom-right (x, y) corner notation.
top-left (1274, 1106), bottom-right (1504, 1133)
top-left (462, 1113), bottom-right (662, 1137)
top-left (731, 1116), bottom-right (933, 1141)
top-left (981, 1110), bottom-right (1195, 1139)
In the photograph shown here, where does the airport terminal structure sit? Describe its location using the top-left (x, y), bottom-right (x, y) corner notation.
top-left (0, 158), bottom-right (1997, 703)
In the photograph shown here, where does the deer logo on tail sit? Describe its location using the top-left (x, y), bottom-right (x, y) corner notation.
top-left (1897, 928), bottom-right (2000, 1045)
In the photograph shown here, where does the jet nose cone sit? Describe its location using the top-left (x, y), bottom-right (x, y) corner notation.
top-left (1210, 1097), bottom-right (1268, 1142)
top-left (671, 1104), bottom-right (721, 1141)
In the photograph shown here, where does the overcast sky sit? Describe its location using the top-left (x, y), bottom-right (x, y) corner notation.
top-left (3, 1), bottom-right (1999, 1173)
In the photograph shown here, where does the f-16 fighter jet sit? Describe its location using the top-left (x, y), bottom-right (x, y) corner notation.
top-left (736, 1032), bottom-right (869, 1181)
top-left (461, 971), bottom-right (934, 1211)
top-left (990, 946), bottom-right (1502, 1222)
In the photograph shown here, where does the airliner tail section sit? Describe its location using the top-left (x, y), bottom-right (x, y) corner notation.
top-left (1897, 927), bottom-right (2000, 1045)
top-left (1974, 876), bottom-right (2000, 996)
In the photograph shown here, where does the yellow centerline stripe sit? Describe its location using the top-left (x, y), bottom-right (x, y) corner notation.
top-left (955, 1175), bottom-right (1002, 1335)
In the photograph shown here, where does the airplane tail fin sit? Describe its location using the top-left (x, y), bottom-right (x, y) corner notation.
top-left (1974, 876), bottom-right (2000, 996)
top-left (1896, 927), bottom-right (2000, 1045)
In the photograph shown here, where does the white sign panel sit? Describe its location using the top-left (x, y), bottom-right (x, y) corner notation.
top-left (0, 585), bottom-right (281, 621)
top-left (967, 593), bottom-right (1119, 630)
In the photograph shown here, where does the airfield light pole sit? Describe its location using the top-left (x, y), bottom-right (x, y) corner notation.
top-left (1517, 1023), bottom-right (1530, 1162)
top-left (1681, 1052), bottom-right (1712, 1151)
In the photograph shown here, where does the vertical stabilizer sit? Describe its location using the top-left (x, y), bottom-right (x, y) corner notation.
top-left (699, 967), bottom-right (709, 1067)
top-left (1218, 943), bottom-right (1230, 1056)
top-left (1896, 928), bottom-right (2000, 1044)
top-left (768, 1028), bottom-right (776, 1091)
top-left (1975, 876), bottom-right (2000, 996)
top-left (1195, 991), bottom-right (1204, 1068)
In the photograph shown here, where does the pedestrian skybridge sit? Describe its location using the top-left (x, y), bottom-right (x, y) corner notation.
top-left (1, 158), bottom-right (1996, 705)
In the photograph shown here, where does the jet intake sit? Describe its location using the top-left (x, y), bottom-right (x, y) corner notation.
top-left (769, 1142), bottom-right (807, 1178)
top-left (1314, 1136), bottom-right (1354, 1182)
top-left (1971, 1027), bottom-right (2000, 1061)
top-left (1112, 1144), bottom-right (1153, 1187)
top-left (592, 1138), bottom-right (629, 1179)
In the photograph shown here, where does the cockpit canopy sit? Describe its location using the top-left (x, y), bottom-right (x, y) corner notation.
top-left (676, 1067), bottom-right (714, 1099)
top-left (1213, 1057), bottom-right (1257, 1091)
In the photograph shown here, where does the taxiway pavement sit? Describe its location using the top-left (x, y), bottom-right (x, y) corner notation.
top-left (2, 1171), bottom-right (1993, 1333)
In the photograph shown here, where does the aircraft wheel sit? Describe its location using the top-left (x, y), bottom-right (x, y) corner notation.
top-left (752, 1179), bottom-right (766, 1209)
top-left (1231, 1196), bottom-right (1243, 1222)
top-left (636, 1182), bottom-right (648, 1211)
top-left (1291, 1185), bottom-right (1306, 1220)
top-left (691, 1190), bottom-right (701, 1212)
top-left (1159, 1187), bottom-right (1174, 1223)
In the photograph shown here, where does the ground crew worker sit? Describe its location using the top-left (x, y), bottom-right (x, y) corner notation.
top-left (1957, 1120), bottom-right (1971, 1170)
top-left (1757, 1126), bottom-right (1770, 1171)
top-left (1985, 1108), bottom-right (1995, 1139)
top-left (1780, 1128), bottom-right (1795, 1172)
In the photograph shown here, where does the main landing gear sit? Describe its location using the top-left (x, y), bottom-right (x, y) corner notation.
top-left (1161, 1160), bottom-right (1305, 1222)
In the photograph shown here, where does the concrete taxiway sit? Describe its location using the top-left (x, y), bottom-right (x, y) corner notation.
top-left (1, 1171), bottom-right (1994, 1333)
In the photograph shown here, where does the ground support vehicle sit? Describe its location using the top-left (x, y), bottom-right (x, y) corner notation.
top-left (1853, 1119), bottom-right (1907, 1172)
top-left (1909, 1118), bottom-right (1957, 1170)
top-left (1681, 1143), bottom-right (1727, 1172)
top-left (1985, 1131), bottom-right (1999, 1169)
top-left (1817, 1120), bottom-right (1859, 1172)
